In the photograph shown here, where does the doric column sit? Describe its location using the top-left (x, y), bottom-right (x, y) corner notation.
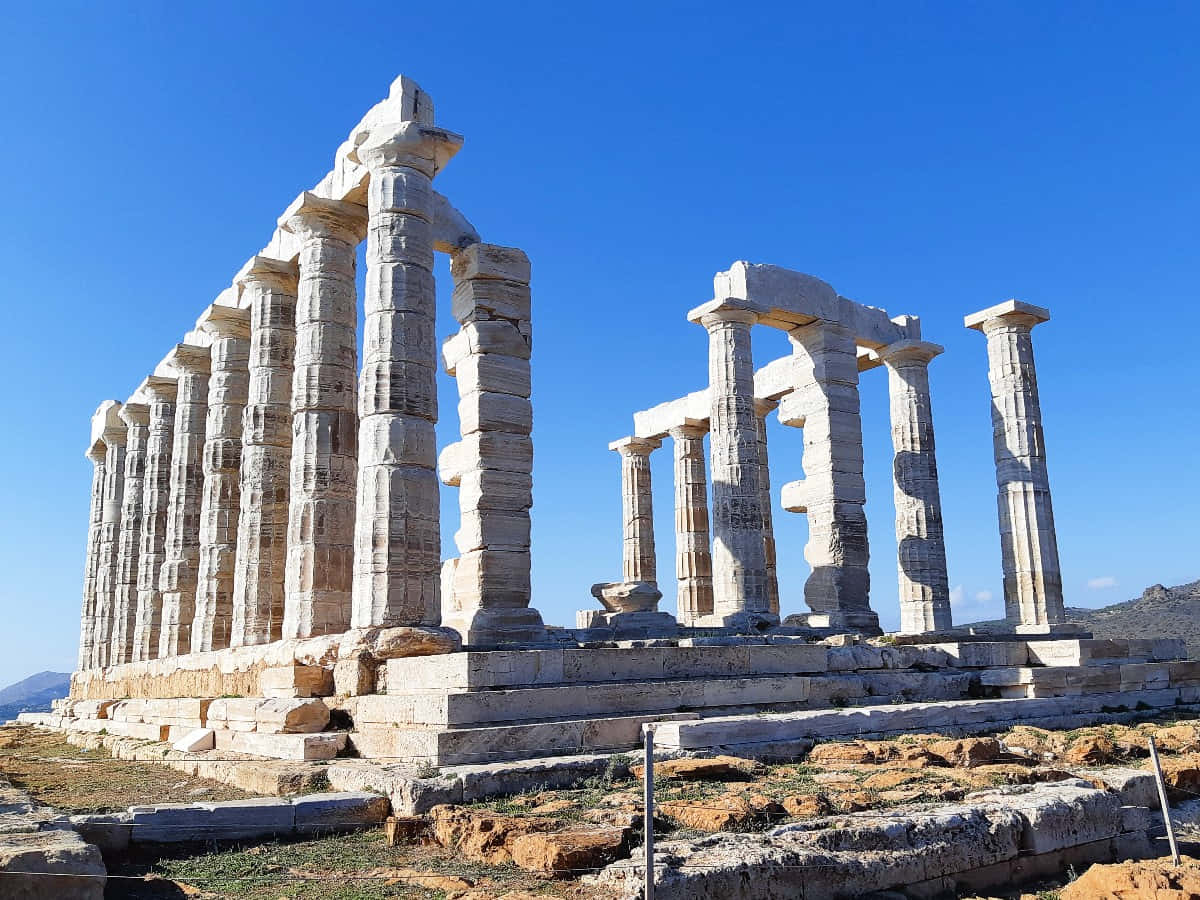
top-left (695, 303), bottom-right (776, 628)
top-left (110, 402), bottom-right (150, 665)
top-left (349, 86), bottom-right (462, 628)
top-left (754, 400), bottom-right (780, 617)
top-left (78, 442), bottom-right (107, 671)
top-left (611, 436), bottom-right (660, 584)
top-left (966, 300), bottom-right (1065, 630)
top-left (438, 244), bottom-right (546, 644)
top-left (669, 425), bottom-right (713, 625)
top-left (231, 256), bottom-right (298, 647)
top-left (132, 377), bottom-right (177, 661)
top-left (780, 320), bottom-right (880, 635)
top-left (280, 193), bottom-right (367, 639)
top-left (91, 405), bottom-right (127, 668)
top-left (193, 308), bottom-right (251, 652)
top-left (158, 345), bottom-right (211, 657)
top-left (879, 340), bottom-right (952, 634)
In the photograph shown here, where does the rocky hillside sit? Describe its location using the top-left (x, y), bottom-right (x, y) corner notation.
top-left (0, 671), bottom-right (70, 722)
top-left (1066, 579), bottom-right (1200, 653)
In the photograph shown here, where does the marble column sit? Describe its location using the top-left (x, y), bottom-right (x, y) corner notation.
top-left (110, 402), bottom-right (150, 665)
top-left (132, 377), bottom-right (177, 661)
top-left (754, 400), bottom-right (781, 618)
top-left (231, 257), bottom-right (298, 647)
top-left (92, 406), bottom-right (126, 668)
top-left (349, 99), bottom-right (462, 628)
top-left (781, 320), bottom-right (880, 635)
top-left (880, 340), bottom-right (952, 634)
top-left (611, 436), bottom-right (660, 584)
top-left (697, 303), bottom-right (776, 628)
top-left (78, 443), bottom-right (107, 671)
top-left (669, 425), bottom-right (713, 624)
top-left (280, 193), bottom-right (366, 639)
top-left (158, 345), bottom-right (211, 657)
top-left (192, 308), bottom-right (251, 652)
top-left (965, 300), bottom-right (1065, 630)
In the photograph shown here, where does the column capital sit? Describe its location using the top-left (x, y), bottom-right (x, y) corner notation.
top-left (85, 442), bottom-right (106, 463)
top-left (198, 305), bottom-right (251, 341)
top-left (166, 343), bottom-right (212, 376)
top-left (687, 298), bottom-right (766, 328)
top-left (667, 424), bottom-right (708, 441)
top-left (609, 435), bottom-right (661, 457)
top-left (140, 375), bottom-right (178, 402)
top-left (118, 402), bottom-right (151, 428)
top-left (878, 339), bottom-right (944, 367)
top-left (279, 192), bottom-right (367, 244)
top-left (235, 255), bottom-right (298, 294)
top-left (964, 299), bottom-right (1050, 333)
top-left (350, 120), bottom-right (465, 176)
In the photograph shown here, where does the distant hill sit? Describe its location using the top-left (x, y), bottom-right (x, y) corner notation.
top-left (967, 579), bottom-right (1200, 655)
top-left (0, 670), bottom-right (71, 722)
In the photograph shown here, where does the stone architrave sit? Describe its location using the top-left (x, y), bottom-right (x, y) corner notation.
top-left (966, 300), bottom-right (1065, 630)
top-left (780, 320), bottom-right (880, 635)
top-left (192, 308), bottom-right (251, 652)
top-left (158, 345), bottom-right (212, 657)
top-left (754, 400), bottom-right (781, 618)
top-left (91, 403), bottom-right (127, 669)
top-left (109, 402), bottom-right (150, 665)
top-left (349, 82), bottom-right (462, 629)
top-left (668, 424), bottom-right (713, 625)
top-left (132, 377), bottom-right (177, 662)
top-left (78, 442), bottom-right (108, 670)
top-left (612, 436), bottom-right (660, 584)
top-left (280, 193), bottom-right (367, 639)
top-left (230, 257), bottom-right (298, 647)
top-left (696, 303), bottom-right (777, 629)
top-left (438, 244), bottom-right (546, 644)
top-left (879, 340), bottom-right (952, 634)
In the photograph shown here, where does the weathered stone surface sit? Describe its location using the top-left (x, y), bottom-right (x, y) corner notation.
top-left (131, 379), bottom-right (176, 662)
top-left (631, 756), bottom-right (761, 781)
top-left (511, 825), bottom-right (628, 874)
top-left (259, 664), bottom-right (334, 699)
top-left (92, 403), bottom-right (127, 668)
top-left (1059, 855), bottom-right (1200, 900)
top-left (669, 425), bottom-right (713, 624)
top-left (110, 402), bottom-right (150, 665)
top-left (253, 698), bottom-right (331, 734)
top-left (429, 804), bottom-right (557, 864)
top-left (78, 438), bottom-right (109, 670)
top-left (0, 829), bottom-right (106, 899)
top-left (292, 792), bottom-right (389, 834)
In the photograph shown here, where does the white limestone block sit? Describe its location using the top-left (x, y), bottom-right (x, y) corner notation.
top-left (171, 728), bottom-right (215, 753)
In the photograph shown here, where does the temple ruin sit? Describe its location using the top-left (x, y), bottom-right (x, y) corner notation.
top-left (38, 75), bottom-right (1198, 780)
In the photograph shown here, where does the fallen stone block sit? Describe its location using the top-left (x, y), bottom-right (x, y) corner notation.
top-left (127, 798), bottom-right (296, 842)
top-left (429, 804), bottom-right (558, 864)
top-left (255, 698), bottom-right (330, 734)
top-left (511, 824), bottom-right (629, 875)
top-left (0, 829), bottom-right (107, 899)
top-left (292, 792), bottom-right (390, 835)
top-left (171, 728), bottom-right (215, 753)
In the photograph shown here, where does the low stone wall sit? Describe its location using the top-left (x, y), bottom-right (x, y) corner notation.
top-left (69, 626), bottom-right (458, 700)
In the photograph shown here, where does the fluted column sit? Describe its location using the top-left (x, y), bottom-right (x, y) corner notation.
top-left (132, 377), bottom-right (177, 661)
top-left (754, 400), bottom-right (780, 617)
top-left (966, 300), bottom-right (1064, 630)
top-left (669, 425), bottom-right (713, 624)
top-left (880, 340), bottom-right (952, 634)
top-left (349, 90), bottom-right (463, 628)
top-left (158, 345), bottom-right (211, 657)
top-left (193, 308), bottom-right (251, 651)
top-left (92, 408), bottom-right (127, 668)
top-left (611, 437), bottom-right (660, 584)
top-left (781, 320), bottom-right (879, 635)
top-left (110, 403), bottom-right (150, 665)
top-left (280, 193), bottom-right (366, 639)
top-left (696, 304), bottom-right (776, 628)
top-left (231, 257), bottom-right (298, 647)
top-left (78, 443), bottom-right (107, 671)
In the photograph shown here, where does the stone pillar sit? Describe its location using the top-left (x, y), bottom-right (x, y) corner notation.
top-left (349, 92), bottom-right (462, 629)
top-left (612, 436), bottom-right (660, 584)
top-left (110, 402), bottom-right (150, 665)
top-left (438, 244), bottom-right (546, 644)
top-left (280, 193), bottom-right (367, 639)
top-left (965, 300), bottom-right (1065, 630)
top-left (880, 340), bottom-right (952, 634)
top-left (754, 400), bottom-right (781, 618)
top-left (158, 345), bottom-right (211, 657)
top-left (697, 304), bottom-right (776, 629)
top-left (78, 443), bottom-right (107, 671)
top-left (132, 378), bottom-right (177, 662)
top-left (92, 406), bottom-right (126, 668)
top-left (669, 425), bottom-right (713, 625)
top-left (193, 308), bottom-right (251, 652)
top-left (780, 320), bottom-right (880, 635)
top-left (231, 256), bottom-right (298, 647)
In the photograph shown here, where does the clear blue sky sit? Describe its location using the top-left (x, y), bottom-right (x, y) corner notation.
top-left (1, 2), bottom-right (1196, 687)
